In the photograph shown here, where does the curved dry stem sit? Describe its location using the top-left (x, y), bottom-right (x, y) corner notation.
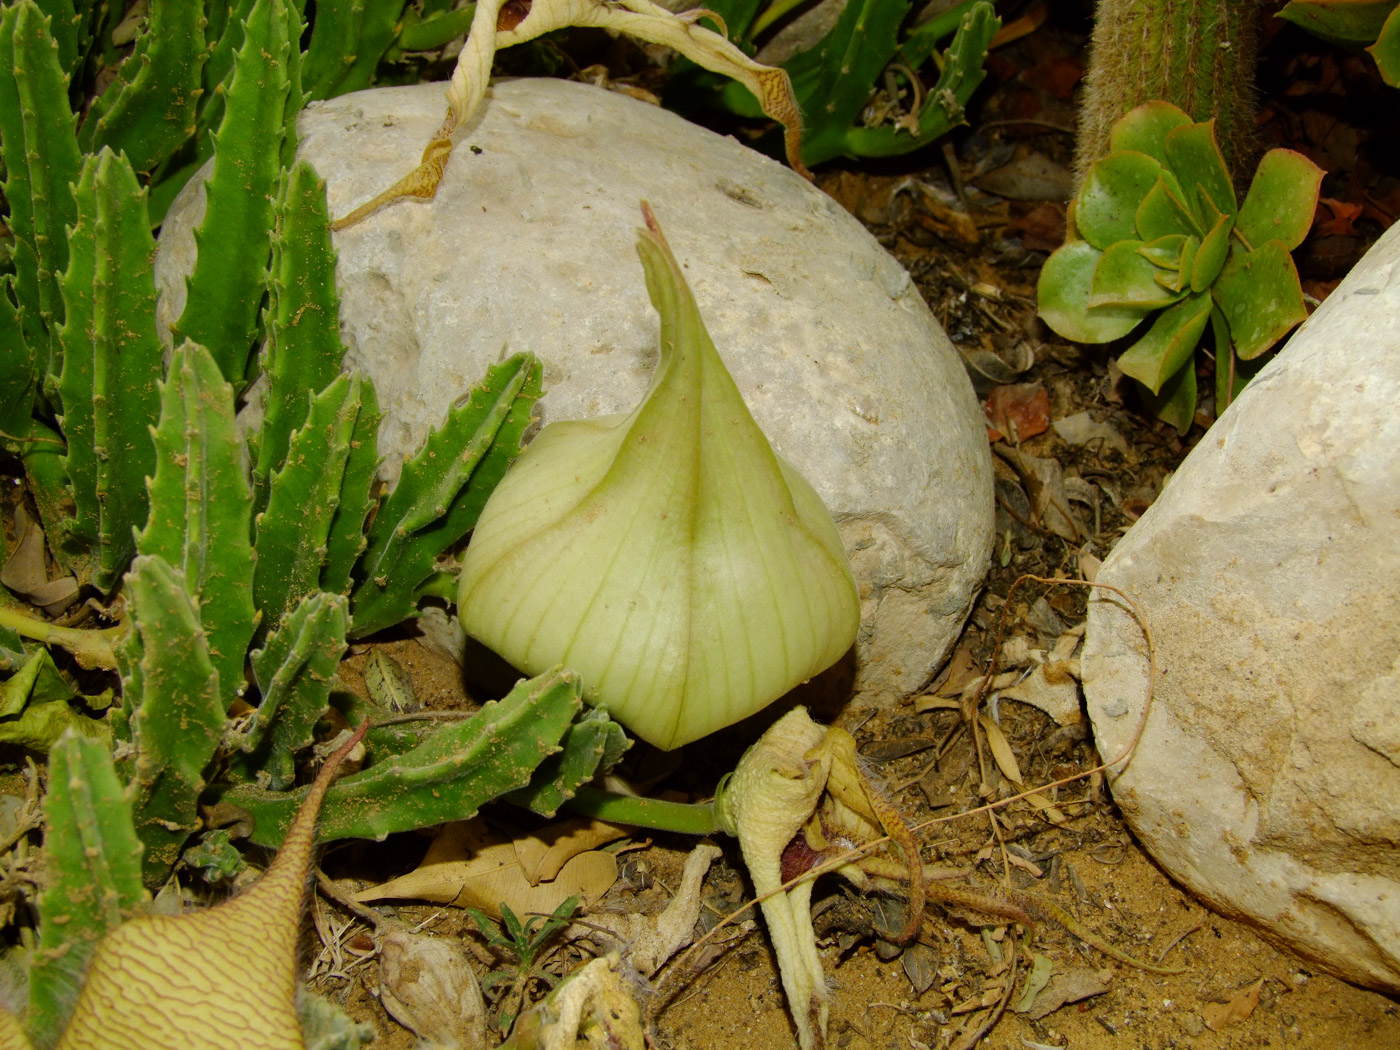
top-left (333, 0), bottom-right (810, 229)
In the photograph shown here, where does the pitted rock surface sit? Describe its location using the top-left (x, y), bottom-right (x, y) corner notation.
top-left (1082, 221), bottom-right (1400, 992)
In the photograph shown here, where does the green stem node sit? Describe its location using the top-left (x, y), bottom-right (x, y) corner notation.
top-left (564, 786), bottom-right (724, 837)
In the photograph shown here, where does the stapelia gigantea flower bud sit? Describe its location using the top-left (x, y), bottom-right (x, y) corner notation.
top-left (456, 204), bottom-right (859, 750)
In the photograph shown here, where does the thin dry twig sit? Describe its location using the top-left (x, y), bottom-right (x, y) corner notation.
top-left (950, 936), bottom-right (1020, 1050)
top-left (1155, 921), bottom-right (1206, 967)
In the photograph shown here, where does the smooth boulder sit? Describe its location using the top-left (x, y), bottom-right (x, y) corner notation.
top-left (1081, 222), bottom-right (1400, 991)
top-left (155, 77), bottom-right (993, 703)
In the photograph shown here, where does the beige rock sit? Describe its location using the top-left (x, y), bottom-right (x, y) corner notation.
top-left (1082, 222), bottom-right (1400, 992)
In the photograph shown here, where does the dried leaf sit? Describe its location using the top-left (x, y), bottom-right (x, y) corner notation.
top-left (0, 516), bottom-right (78, 613)
top-left (512, 818), bottom-right (628, 886)
top-left (959, 336), bottom-right (1035, 384)
top-left (356, 817), bottom-right (621, 919)
top-left (377, 928), bottom-right (487, 1050)
top-left (929, 645), bottom-right (981, 697)
top-left (1201, 977), bottom-right (1264, 1032)
top-left (978, 715), bottom-right (1071, 825)
top-left (862, 736), bottom-right (939, 763)
top-left (901, 942), bottom-right (939, 995)
top-left (995, 446), bottom-right (1087, 542)
top-left (1012, 952), bottom-right (1054, 1013)
top-left (1052, 411), bottom-right (1130, 458)
top-left (1313, 197), bottom-right (1362, 238)
top-left (1021, 966), bottom-right (1112, 1020)
top-left (363, 649), bottom-right (418, 714)
top-left (972, 152), bottom-right (1073, 203)
top-left (978, 715), bottom-right (1025, 785)
top-left (984, 383), bottom-right (1050, 443)
top-left (1078, 545), bottom-right (1102, 582)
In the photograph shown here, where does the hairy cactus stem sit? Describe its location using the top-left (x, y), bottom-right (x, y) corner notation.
top-left (1075, 0), bottom-right (1259, 184)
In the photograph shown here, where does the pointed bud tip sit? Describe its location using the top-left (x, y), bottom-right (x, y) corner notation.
top-left (638, 199), bottom-right (670, 254)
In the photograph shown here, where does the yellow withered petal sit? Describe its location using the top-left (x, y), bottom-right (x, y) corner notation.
top-left (53, 726), bottom-right (366, 1050)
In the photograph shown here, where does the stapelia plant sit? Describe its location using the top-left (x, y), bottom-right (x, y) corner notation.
top-left (457, 205), bottom-right (861, 751)
top-left (1277, 0), bottom-right (1400, 86)
top-left (0, 5), bottom-right (641, 1039)
top-left (0, 0), bottom-right (630, 896)
top-left (1037, 101), bottom-right (1324, 430)
top-left (669, 0), bottom-right (1001, 167)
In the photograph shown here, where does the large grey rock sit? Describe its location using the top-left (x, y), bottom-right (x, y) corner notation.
top-left (155, 77), bottom-right (993, 702)
top-left (1082, 222), bottom-right (1400, 991)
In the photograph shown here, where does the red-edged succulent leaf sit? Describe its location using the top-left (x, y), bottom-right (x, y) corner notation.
top-left (1076, 151), bottom-right (1165, 249)
top-left (1191, 212), bottom-right (1234, 291)
top-left (1108, 100), bottom-right (1193, 165)
top-left (1038, 241), bottom-right (1151, 343)
top-left (1236, 149), bottom-right (1325, 250)
top-left (1164, 120), bottom-right (1237, 226)
top-left (1213, 306), bottom-right (1273, 416)
top-left (1090, 240), bottom-right (1186, 309)
top-left (1116, 291), bottom-right (1213, 394)
top-left (1210, 306), bottom-right (1235, 415)
top-left (1212, 241), bottom-right (1309, 359)
top-left (1169, 237), bottom-right (1199, 293)
top-left (1369, 6), bottom-right (1400, 83)
top-left (1137, 176), bottom-right (1201, 241)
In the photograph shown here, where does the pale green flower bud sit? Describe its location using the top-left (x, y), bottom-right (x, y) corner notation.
top-left (457, 205), bottom-right (859, 750)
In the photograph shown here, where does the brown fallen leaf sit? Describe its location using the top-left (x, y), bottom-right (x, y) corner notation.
top-left (512, 817), bottom-right (625, 886)
top-left (0, 511), bottom-right (79, 614)
top-left (357, 816), bottom-right (623, 919)
top-left (972, 151), bottom-right (1073, 203)
top-left (1021, 966), bottom-right (1113, 1020)
top-left (978, 715), bottom-right (1069, 825)
top-left (1201, 977), bottom-right (1264, 1032)
top-left (984, 382), bottom-right (1050, 443)
top-left (995, 446), bottom-right (1088, 543)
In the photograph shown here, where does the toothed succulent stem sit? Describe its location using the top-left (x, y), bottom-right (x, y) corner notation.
top-left (1076, 0), bottom-right (1259, 183)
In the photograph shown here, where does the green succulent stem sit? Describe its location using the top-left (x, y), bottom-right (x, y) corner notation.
top-left (0, 606), bottom-right (121, 671)
top-left (1075, 0), bottom-right (1258, 182)
top-left (750, 0), bottom-right (810, 39)
top-left (564, 786), bottom-right (723, 837)
top-left (910, 0), bottom-right (982, 42)
top-left (416, 571), bottom-right (458, 601)
top-left (397, 5), bottom-right (477, 51)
